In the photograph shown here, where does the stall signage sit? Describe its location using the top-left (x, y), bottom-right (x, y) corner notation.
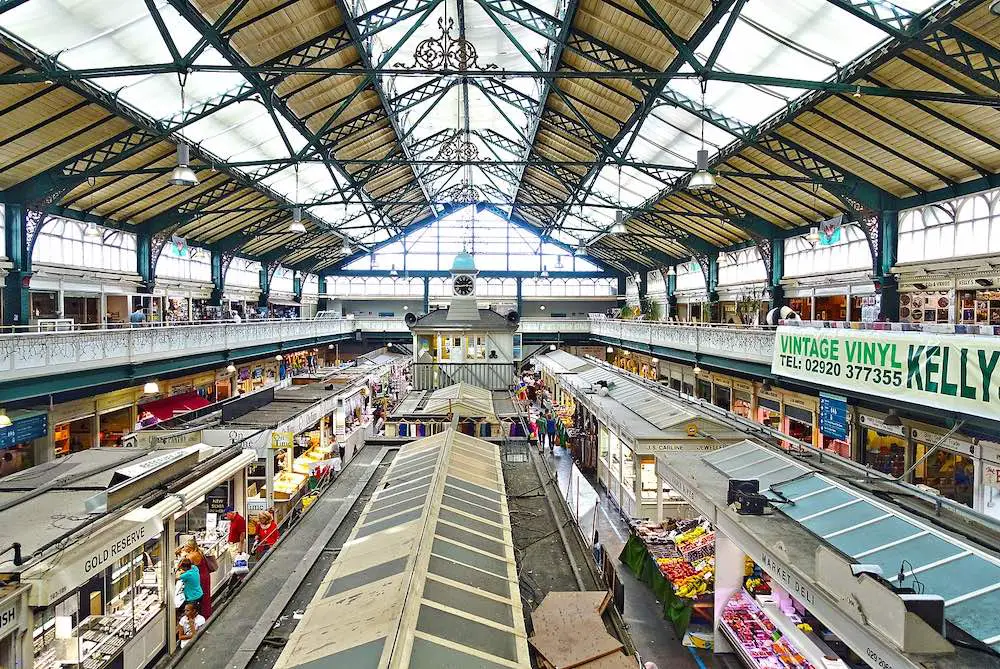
top-left (0, 413), bottom-right (47, 448)
top-left (773, 326), bottom-right (1000, 422)
top-left (207, 496), bottom-right (227, 514)
top-left (759, 550), bottom-right (815, 606)
top-left (819, 393), bottom-right (848, 441)
top-left (271, 431), bottom-right (294, 449)
top-left (26, 511), bottom-right (163, 606)
top-left (247, 498), bottom-right (268, 513)
top-left (0, 591), bottom-right (21, 638)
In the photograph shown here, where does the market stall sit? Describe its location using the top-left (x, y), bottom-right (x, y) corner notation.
top-left (4, 445), bottom-right (255, 669)
top-left (652, 439), bottom-right (1000, 669)
top-left (619, 517), bottom-right (717, 637)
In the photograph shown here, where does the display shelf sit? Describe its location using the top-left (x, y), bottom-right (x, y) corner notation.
top-left (757, 598), bottom-right (847, 669)
top-left (720, 590), bottom-right (815, 669)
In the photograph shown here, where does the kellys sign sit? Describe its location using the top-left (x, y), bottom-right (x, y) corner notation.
top-left (773, 327), bottom-right (1000, 421)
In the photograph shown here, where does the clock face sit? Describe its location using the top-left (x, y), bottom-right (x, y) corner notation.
top-left (453, 274), bottom-right (475, 296)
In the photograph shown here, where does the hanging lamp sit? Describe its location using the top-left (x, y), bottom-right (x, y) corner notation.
top-left (611, 163), bottom-right (627, 233)
top-left (688, 83), bottom-right (715, 191)
top-left (168, 77), bottom-right (198, 186)
top-left (84, 221), bottom-right (101, 238)
top-left (289, 166), bottom-right (305, 232)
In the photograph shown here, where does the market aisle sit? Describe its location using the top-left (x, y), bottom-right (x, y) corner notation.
top-left (540, 445), bottom-right (715, 669)
top-left (170, 445), bottom-right (393, 669)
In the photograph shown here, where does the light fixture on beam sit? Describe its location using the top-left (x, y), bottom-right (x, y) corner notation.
top-left (389, 264), bottom-right (398, 277)
top-left (666, 265), bottom-right (677, 277)
top-left (143, 381), bottom-right (159, 394)
top-left (226, 363), bottom-right (236, 374)
top-left (610, 210), bottom-right (627, 234)
top-left (84, 221), bottom-right (101, 238)
top-left (688, 149), bottom-right (715, 190)
top-left (806, 226), bottom-right (820, 243)
top-left (0, 413), bottom-right (11, 428)
top-left (575, 243), bottom-right (587, 256)
top-left (289, 207), bottom-right (306, 233)
top-left (540, 265), bottom-right (549, 278)
top-left (168, 143), bottom-right (199, 186)
top-left (341, 239), bottom-right (353, 254)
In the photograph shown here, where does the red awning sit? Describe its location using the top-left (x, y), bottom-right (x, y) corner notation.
top-left (139, 392), bottom-right (211, 421)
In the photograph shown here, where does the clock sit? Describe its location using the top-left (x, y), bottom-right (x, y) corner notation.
top-left (453, 274), bottom-right (475, 296)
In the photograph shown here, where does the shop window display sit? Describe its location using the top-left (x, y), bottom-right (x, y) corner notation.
top-left (813, 295), bottom-right (846, 322)
top-left (912, 445), bottom-right (973, 507)
top-left (899, 290), bottom-right (953, 325)
top-left (713, 385), bottom-right (732, 412)
top-left (696, 379), bottom-right (712, 403)
top-left (863, 428), bottom-right (906, 476)
top-left (982, 458), bottom-right (1000, 521)
top-left (33, 535), bottom-right (163, 669)
top-left (639, 456), bottom-right (658, 502)
top-left (756, 398), bottom-right (781, 431)
top-left (733, 391), bottom-right (752, 420)
top-left (782, 406), bottom-right (814, 447)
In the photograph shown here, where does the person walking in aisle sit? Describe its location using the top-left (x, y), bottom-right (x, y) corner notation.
top-left (253, 511), bottom-right (280, 556)
top-left (545, 412), bottom-right (557, 453)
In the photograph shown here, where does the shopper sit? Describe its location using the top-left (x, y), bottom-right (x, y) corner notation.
top-left (253, 511), bottom-right (280, 556)
top-left (527, 416), bottom-right (540, 452)
top-left (177, 602), bottom-right (206, 649)
top-left (545, 412), bottom-right (557, 453)
top-left (225, 506), bottom-right (247, 552)
top-left (178, 538), bottom-right (213, 617)
top-left (129, 307), bottom-right (145, 326)
top-left (176, 559), bottom-right (203, 612)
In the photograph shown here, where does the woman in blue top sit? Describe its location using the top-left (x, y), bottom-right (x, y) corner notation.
top-left (545, 413), bottom-right (557, 453)
top-left (177, 558), bottom-right (204, 610)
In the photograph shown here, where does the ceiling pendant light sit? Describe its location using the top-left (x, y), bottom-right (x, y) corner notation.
top-left (575, 243), bottom-right (587, 256)
top-left (288, 165), bottom-right (305, 233)
top-left (389, 264), bottom-right (398, 277)
top-left (689, 149), bottom-right (716, 190)
top-left (806, 226), bottom-right (820, 243)
top-left (289, 207), bottom-right (306, 233)
top-left (611, 210), bottom-right (627, 234)
top-left (540, 265), bottom-right (549, 278)
top-left (611, 163), bottom-right (627, 233)
top-left (606, 346), bottom-right (614, 353)
top-left (667, 265), bottom-right (677, 277)
top-left (555, 255), bottom-right (563, 269)
top-left (169, 143), bottom-right (199, 186)
top-left (226, 363), bottom-right (237, 374)
top-left (0, 413), bottom-right (11, 428)
top-left (143, 381), bottom-right (159, 394)
top-left (84, 221), bottom-right (101, 238)
top-left (688, 82), bottom-right (715, 191)
top-left (341, 238), bottom-right (352, 254)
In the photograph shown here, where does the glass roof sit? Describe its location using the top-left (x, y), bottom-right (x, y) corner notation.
top-left (273, 429), bottom-right (530, 669)
top-left (0, 0), bottom-right (946, 263)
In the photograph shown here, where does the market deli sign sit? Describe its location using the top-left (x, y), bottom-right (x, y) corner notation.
top-left (773, 327), bottom-right (1000, 421)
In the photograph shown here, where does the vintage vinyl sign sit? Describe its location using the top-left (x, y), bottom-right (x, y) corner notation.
top-left (773, 327), bottom-right (1000, 422)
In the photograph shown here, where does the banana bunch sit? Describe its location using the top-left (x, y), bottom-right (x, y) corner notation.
top-left (745, 576), bottom-right (765, 592)
top-left (675, 525), bottom-right (707, 547)
top-left (796, 623), bottom-right (813, 634)
top-left (675, 575), bottom-right (709, 599)
top-left (744, 556), bottom-right (755, 577)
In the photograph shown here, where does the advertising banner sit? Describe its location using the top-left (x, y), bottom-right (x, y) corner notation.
top-left (773, 326), bottom-right (1000, 422)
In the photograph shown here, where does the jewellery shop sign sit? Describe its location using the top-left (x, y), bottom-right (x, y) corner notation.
top-left (773, 326), bottom-right (1000, 422)
top-left (24, 509), bottom-right (163, 606)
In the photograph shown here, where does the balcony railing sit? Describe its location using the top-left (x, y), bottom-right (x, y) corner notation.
top-left (0, 318), bottom-right (355, 382)
top-left (0, 316), bottom-right (778, 387)
top-left (590, 319), bottom-right (776, 364)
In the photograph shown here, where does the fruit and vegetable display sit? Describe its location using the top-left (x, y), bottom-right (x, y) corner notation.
top-left (721, 591), bottom-right (816, 669)
top-left (631, 517), bottom-right (716, 599)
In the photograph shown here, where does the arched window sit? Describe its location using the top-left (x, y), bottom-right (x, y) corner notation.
top-left (32, 217), bottom-right (137, 273)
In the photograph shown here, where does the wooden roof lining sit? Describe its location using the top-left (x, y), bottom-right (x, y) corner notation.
top-left (722, 152), bottom-right (845, 211)
top-left (953, 2), bottom-right (1000, 43)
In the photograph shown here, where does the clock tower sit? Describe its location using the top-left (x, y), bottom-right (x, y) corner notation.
top-left (446, 250), bottom-right (480, 321)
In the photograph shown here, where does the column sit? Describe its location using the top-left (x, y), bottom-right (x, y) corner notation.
top-left (258, 266), bottom-right (271, 308)
top-left (422, 276), bottom-right (430, 313)
top-left (769, 237), bottom-right (785, 312)
top-left (667, 270), bottom-right (677, 320)
top-left (708, 253), bottom-right (720, 322)
top-left (136, 227), bottom-right (154, 294)
top-left (210, 249), bottom-right (225, 306)
top-left (515, 276), bottom-right (523, 314)
top-left (318, 275), bottom-right (330, 312)
top-left (655, 475), bottom-right (664, 523)
top-left (2, 203), bottom-right (30, 326)
top-left (713, 531), bottom-right (745, 653)
top-left (162, 518), bottom-right (177, 655)
top-left (877, 210), bottom-right (899, 321)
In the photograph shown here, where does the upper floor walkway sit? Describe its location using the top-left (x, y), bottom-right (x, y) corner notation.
top-left (4, 316), bottom-right (1000, 429)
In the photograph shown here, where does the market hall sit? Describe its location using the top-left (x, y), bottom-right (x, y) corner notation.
top-left (2, 0), bottom-right (1000, 667)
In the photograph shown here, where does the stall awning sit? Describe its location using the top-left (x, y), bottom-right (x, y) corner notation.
top-left (139, 392), bottom-right (211, 421)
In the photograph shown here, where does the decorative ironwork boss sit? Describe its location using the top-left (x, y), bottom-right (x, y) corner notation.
top-left (396, 18), bottom-right (498, 71)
